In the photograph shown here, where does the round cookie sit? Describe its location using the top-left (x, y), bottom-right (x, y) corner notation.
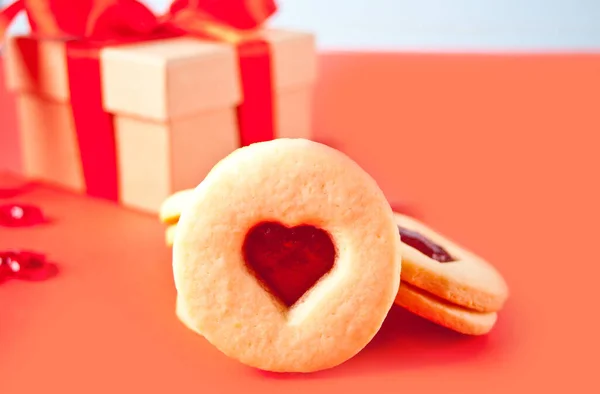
top-left (394, 213), bottom-right (509, 313)
top-left (395, 283), bottom-right (498, 336)
top-left (173, 138), bottom-right (402, 373)
top-left (176, 296), bottom-right (200, 334)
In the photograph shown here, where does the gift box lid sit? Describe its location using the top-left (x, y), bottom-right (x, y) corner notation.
top-left (100, 37), bottom-right (242, 123)
top-left (101, 29), bottom-right (317, 123)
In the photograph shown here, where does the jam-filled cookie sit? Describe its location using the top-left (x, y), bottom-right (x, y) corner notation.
top-left (393, 213), bottom-right (508, 335)
top-left (173, 139), bottom-right (402, 373)
top-left (396, 283), bottom-right (498, 336)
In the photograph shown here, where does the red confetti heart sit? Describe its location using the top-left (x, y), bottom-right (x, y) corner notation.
top-left (0, 204), bottom-right (46, 227)
top-left (0, 250), bottom-right (58, 282)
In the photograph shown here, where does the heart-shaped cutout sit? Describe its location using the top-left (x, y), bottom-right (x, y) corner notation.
top-left (242, 221), bottom-right (336, 308)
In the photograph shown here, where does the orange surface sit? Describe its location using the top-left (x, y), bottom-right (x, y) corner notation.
top-left (1, 53), bottom-right (600, 392)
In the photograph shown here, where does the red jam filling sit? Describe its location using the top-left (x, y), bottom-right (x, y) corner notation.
top-left (0, 250), bottom-right (58, 282)
top-left (398, 226), bottom-right (455, 262)
top-left (242, 222), bottom-right (336, 308)
top-left (0, 204), bottom-right (46, 227)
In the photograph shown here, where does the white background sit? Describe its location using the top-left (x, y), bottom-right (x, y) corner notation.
top-left (2, 0), bottom-right (600, 51)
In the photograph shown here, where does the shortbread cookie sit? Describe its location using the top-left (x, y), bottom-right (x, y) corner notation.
top-left (159, 189), bottom-right (195, 225)
top-left (175, 295), bottom-right (198, 334)
top-left (172, 138), bottom-right (402, 373)
top-left (394, 213), bottom-right (508, 313)
top-left (395, 283), bottom-right (497, 336)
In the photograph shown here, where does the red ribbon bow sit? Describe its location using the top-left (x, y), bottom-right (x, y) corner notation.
top-left (1, 0), bottom-right (280, 201)
top-left (1, 0), bottom-right (277, 43)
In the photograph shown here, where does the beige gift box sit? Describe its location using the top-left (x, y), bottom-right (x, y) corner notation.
top-left (3, 30), bottom-right (316, 214)
top-left (4, 37), bottom-right (86, 193)
top-left (101, 29), bottom-right (317, 213)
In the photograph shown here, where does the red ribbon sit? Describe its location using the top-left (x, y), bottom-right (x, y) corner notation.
top-left (1, 0), bottom-right (279, 200)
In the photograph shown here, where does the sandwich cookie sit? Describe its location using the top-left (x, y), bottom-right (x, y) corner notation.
top-left (172, 139), bottom-right (402, 373)
top-left (393, 213), bottom-right (509, 335)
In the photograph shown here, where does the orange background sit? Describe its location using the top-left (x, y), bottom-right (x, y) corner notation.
top-left (1, 53), bottom-right (599, 392)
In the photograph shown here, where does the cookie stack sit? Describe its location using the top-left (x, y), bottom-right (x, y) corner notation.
top-left (393, 213), bottom-right (508, 336)
top-left (159, 139), bottom-right (509, 373)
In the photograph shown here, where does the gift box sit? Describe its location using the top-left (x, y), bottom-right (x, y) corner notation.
top-left (0, 0), bottom-right (317, 214)
top-left (100, 31), bottom-right (316, 212)
top-left (4, 37), bottom-right (86, 193)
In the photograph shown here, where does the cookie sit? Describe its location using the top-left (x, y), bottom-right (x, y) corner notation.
top-left (393, 212), bottom-right (508, 334)
top-left (159, 189), bottom-right (195, 225)
top-left (172, 138), bottom-right (402, 373)
top-left (396, 283), bottom-right (498, 336)
top-left (175, 295), bottom-right (197, 334)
